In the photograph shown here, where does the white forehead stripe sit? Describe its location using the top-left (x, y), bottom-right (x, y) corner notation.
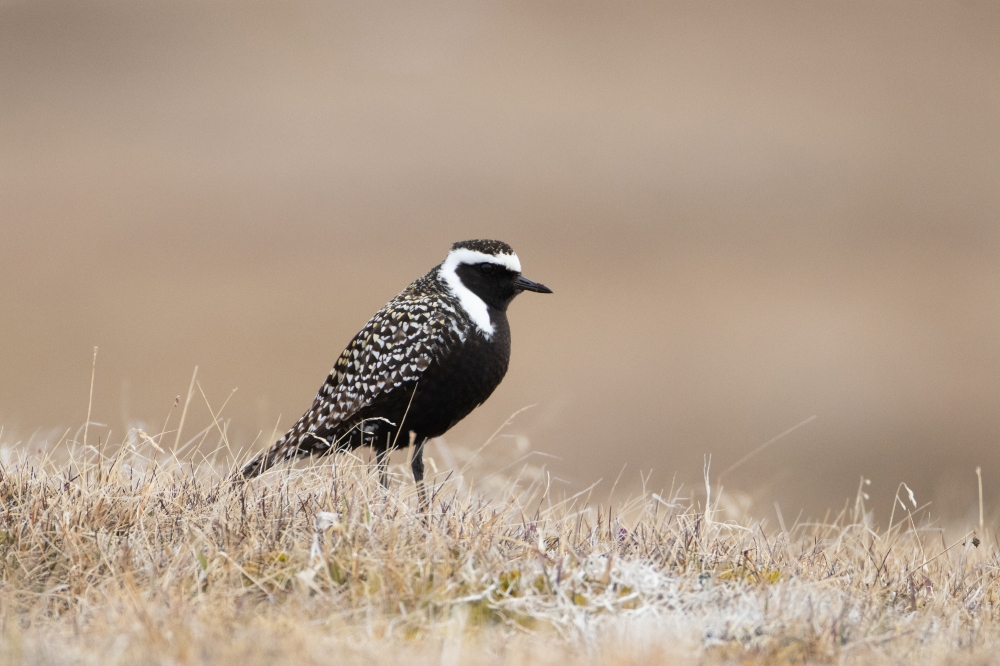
top-left (443, 248), bottom-right (521, 273)
top-left (439, 249), bottom-right (521, 338)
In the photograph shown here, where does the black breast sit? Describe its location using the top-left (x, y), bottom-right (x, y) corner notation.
top-left (404, 309), bottom-right (511, 438)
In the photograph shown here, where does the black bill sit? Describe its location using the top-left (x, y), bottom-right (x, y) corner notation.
top-left (514, 275), bottom-right (553, 294)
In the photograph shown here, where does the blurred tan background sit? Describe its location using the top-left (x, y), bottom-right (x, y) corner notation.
top-left (2, 0), bottom-right (1000, 521)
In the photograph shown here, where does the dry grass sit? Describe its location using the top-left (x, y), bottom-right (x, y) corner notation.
top-left (1, 422), bottom-right (1000, 665)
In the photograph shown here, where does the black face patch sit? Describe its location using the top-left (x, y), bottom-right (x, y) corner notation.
top-left (454, 262), bottom-right (521, 311)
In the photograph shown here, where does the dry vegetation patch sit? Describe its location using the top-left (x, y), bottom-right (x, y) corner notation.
top-left (1, 433), bottom-right (999, 665)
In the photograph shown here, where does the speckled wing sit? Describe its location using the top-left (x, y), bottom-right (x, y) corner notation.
top-left (238, 281), bottom-right (465, 477)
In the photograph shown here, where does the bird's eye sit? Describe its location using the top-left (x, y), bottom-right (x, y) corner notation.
top-left (479, 263), bottom-right (496, 275)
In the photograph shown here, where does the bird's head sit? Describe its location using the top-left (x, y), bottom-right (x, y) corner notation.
top-left (440, 239), bottom-right (552, 334)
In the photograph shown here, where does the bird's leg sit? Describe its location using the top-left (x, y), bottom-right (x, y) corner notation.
top-left (409, 433), bottom-right (429, 511)
top-left (376, 447), bottom-right (390, 488)
top-left (362, 420), bottom-right (390, 489)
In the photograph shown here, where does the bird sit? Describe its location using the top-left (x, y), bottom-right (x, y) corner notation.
top-left (236, 239), bottom-right (552, 497)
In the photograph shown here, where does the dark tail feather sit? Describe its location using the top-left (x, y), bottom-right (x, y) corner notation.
top-left (232, 414), bottom-right (341, 482)
top-left (232, 434), bottom-right (295, 482)
top-left (234, 451), bottom-right (270, 481)
top-left (231, 420), bottom-right (329, 482)
top-left (233, 447), bottom-right (275, 482)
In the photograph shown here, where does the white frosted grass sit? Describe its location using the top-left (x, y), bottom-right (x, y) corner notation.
top-left (485, 547), bottom-right (910, 659)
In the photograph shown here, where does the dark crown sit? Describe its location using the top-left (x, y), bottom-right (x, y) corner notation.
top-left (451, 239), bottom-right (515, 256)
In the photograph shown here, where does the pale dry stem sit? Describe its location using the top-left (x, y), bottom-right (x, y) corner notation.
top-left (0, 429), bottom-right (998, 665)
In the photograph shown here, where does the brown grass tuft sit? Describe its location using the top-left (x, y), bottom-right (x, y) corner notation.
top-left (1, 426), bottom-right (999, 665)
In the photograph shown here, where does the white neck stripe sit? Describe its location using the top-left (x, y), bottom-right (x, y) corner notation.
top-left (439, 248), bottom-right (521, 338)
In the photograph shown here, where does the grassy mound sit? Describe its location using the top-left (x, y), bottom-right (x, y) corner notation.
top-left (0, 430), bottom-right (998, 665)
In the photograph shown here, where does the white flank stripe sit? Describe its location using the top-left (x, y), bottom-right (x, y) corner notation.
top-left (439, 248), bottom-right (521, 338)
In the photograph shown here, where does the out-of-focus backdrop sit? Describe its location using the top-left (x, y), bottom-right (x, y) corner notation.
top-left (3, 0), bottom-right (999, 521)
